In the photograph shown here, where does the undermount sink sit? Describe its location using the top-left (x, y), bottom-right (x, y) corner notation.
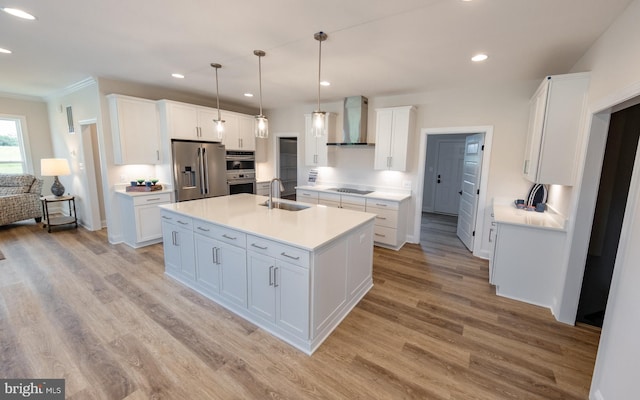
top-left (260, 201), bottom-right (310, 211)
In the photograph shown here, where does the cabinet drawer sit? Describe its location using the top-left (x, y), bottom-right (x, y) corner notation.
top-left (247, 235), bottom-right (309, 268)
top-left (319, 192), bottom-right (341, 202)
top-left (160, 210), bottom-right (192, 229)
top-left (373, 225), bottom-right (399, 246)
top-left (341, 203), bottom-right (366, 212)
top-left (341, 195), bottom-right (366, 207)
top-left (366, 198), bottom-right (399, 211)
top-left (194, 220), bottom-right (246, 248)
top-left (370, 207), bottom-right (398, 228)
top-left (133, 192), bottom-right (171, 206)
top-left (318, 199), bottom-right (340, 208)
top-left (296, 190), bottom-right (318, 204)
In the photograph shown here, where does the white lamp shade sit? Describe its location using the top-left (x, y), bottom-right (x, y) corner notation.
top-left (41, 158), bottom-right (71, 176)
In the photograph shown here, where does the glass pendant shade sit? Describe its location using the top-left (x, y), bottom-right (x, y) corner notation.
top-left (312, 111), bottom-right (326, 137)
top-left (215, 119), bottom-right (224, 139)
top-left (255, 115), bottom-right (268, 138)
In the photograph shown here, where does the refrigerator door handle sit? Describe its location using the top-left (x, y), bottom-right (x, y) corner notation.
top-left (203, 147), bottom-right (210, 195)
top-left (197, 147), bottom-right (205, 195)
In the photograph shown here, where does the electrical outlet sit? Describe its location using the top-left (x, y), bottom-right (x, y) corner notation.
top-left (402, 180), bottom-right (412, 190)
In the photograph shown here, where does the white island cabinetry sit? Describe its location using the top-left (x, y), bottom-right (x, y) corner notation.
top-left (159, 194), bottom-right (375, 354)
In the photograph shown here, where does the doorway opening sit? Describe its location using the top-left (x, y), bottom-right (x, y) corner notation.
top-left (276, 136), bottom-right (298, 200)
top-left (415, 126), bottom-right (493, 258)
top-left (576, 102), bottom-right (640, 327)
top-left (79, 121), bottom-right (106, 229)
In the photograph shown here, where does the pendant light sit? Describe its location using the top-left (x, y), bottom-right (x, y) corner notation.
top-left (254, 50), bottom-right (269, 138)
top-left (210, 63), bottom-right (225, 139)
top-left (312, 31), bottom-right (328, 137)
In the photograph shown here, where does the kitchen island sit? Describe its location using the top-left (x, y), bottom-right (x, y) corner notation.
top-left (159, 193), bottom-right (376, 354)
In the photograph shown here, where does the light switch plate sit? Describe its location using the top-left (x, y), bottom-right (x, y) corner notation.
top-left (402, 180), bottom-right (412, 190)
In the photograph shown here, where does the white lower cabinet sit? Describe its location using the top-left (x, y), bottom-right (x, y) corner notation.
top-left (218, 242), bottom-right (248, 307)
top-left (365, 198), bottom-right (408, 250)
top-left (296, 189), bottom-right (318, 204)
top-left (161, 213), bottom-right (195, 279)
top-left (248, 250), bottom-right (309, 338)
top-left (491, 221), bottom-right (565, 308)
top-left (118, 191), bottom-right (172, 248)
top-left (256, 181), bottom-right (271, 196)
top-left (193, 220), bottom-right (247, 307)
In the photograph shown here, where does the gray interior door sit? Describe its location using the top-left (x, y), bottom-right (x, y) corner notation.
top-left (457, 133), bottom-right (484, 251)
top-left (434, 139), bottom-right (466, 214)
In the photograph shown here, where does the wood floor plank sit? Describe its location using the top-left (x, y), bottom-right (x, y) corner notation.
top-left (0, 214), bottom-right (599, 399)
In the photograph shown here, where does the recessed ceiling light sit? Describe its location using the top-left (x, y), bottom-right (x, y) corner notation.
top-left (0, 47), bottom-right (12, 54)
top-left (471, 54), bottom-right (488, 62)
top-left (171, 73), bottom-right (185, 79)
top-left (2, 7), bottom-right (36, 20)
top-left (244, 93), bottom-right (254, 97)
top-left (320, 81), bottom-right (330, 87)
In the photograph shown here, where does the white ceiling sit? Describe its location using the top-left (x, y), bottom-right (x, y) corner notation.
top-left (0, 0), bottom-right (633, 108)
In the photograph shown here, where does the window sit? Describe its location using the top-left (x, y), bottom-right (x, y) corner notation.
top-left (0, 115), bottom-right (32, 174)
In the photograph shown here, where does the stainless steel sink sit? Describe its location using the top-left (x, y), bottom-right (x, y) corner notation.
top-left (260, 201), bottom-right (310, 211)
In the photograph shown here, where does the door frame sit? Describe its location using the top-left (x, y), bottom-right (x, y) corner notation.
top-left (557, 82), bottom-right (640, 324)
top-left (273, 132), bottom-right (299, 184)
top-left (414, 126), bottom-right (493, 257)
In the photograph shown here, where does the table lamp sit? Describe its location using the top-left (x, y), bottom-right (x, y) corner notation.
top-left (41, 158), bottom-right (71, 197)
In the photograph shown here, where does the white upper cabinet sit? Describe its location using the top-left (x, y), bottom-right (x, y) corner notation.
top-left (374, 106), bottom-right (416, 171)
top-left (221, 111), bottom-right (256, 151)
top-left (523, 73), bottom-right (590, 185)
top-left (108, 94), bottom-right (162, 165)
top-left (158, 100), bottom-right (226, 142)
top-left (304, 113), bottom-right (336, 167)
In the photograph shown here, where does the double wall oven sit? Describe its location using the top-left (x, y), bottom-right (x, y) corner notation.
top-left (226, 151), bottom-right (256, 195)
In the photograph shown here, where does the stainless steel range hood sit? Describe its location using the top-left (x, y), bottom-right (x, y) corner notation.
top-left (328, 95), bottom-right (371, 145)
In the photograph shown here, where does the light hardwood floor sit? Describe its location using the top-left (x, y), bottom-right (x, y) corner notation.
top-left (0, 214), bottom-right (600, 399)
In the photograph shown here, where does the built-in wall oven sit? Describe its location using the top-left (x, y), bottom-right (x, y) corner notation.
top-left (226, 150), bottom-right (256, 195)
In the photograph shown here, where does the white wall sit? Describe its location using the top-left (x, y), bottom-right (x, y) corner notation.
top-left (0, 94), bottom-right (54, 176)
top-left (264, 81), bottom-right (537, 254)
top-left (561, 1), bottom-right (640, 398)
top-left (45, 80), bottom-right (102, 229)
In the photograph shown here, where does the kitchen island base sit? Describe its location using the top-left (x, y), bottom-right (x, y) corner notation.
top-left (160, 194), bottom-right (375, 355)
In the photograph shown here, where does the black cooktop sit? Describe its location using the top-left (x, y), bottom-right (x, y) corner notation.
top-left (328, 188), bottom-right (374, 195)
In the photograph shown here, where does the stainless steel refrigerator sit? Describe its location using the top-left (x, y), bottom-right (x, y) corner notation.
top-left (172, 140), bottom-right (228, 202)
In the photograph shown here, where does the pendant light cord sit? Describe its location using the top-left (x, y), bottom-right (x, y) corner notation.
top-left (317, 37), bottom-right (322, 111)
top-left (215, 66), bottom-right (221, 120)
top-left (258, 54), bottom-right (264, 116)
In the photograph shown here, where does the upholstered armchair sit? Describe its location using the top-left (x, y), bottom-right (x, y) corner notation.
top-left (0, 174), bottom-right (43, 226)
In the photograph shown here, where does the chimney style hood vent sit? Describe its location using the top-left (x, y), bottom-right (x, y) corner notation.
top-left (328, 96), bottom-right (371, 146)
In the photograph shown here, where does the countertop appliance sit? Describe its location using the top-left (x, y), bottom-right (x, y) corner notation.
top-left (226, 150), bottom-right (256, 195)
top-left (172, 139), bottom-right (228, 202)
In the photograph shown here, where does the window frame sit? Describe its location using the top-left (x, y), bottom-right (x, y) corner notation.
top-left (0, 114), bottom-right (33, 175)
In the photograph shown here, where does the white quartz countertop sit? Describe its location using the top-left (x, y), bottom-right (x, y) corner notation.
top-left (493, 202), bottom-right (566, 231)
top-left (159, 193), bottom-right (376, 250)
top-left (115, 188), bottom-right (173, 197)
top-left (295, 185), bottom-right (411, 202)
